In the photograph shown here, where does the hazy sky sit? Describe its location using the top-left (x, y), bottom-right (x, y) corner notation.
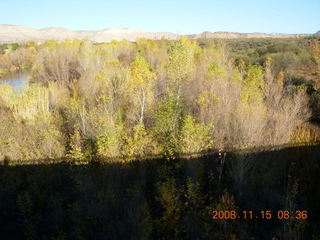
top-left (1, 0), bottom-right (319, 34)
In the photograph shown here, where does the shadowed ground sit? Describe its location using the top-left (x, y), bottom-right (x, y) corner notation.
top-left (0, 144), bottom-right (319, 239)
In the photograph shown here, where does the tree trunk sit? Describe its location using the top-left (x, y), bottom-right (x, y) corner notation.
top-left (140, 90), bottom-right (146, 124)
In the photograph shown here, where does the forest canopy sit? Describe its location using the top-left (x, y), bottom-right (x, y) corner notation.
top-left (0, 37), bottom-right (319, 162)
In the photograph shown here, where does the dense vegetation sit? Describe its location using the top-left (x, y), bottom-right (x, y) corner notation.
top-left (0, 37), bottom-right (320, 162)
top-left (0, 37), bottom-right (320, 239)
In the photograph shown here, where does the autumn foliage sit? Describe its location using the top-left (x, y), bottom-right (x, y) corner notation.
top-left (0, 37), bottom-right (319, 162)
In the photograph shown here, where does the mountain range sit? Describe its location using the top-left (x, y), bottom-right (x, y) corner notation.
top-left (0, 24), bottom-right (317, 43)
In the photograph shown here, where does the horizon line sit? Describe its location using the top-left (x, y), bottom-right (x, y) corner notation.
top-left (0, 23), bottom-right (316, 35)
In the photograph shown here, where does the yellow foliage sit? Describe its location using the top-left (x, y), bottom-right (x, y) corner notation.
top-left (167, 37), bottom-right (197, 88)
top-left (0, 84), bottom-right (14, 102)
top-left (2, 84), bottom-right (50, 121)
top-left (207, 61), bottom-right (226, 79)
top-left (122, 124), bottom-right (160, 159)
top-left (130, 55), bottom-right (156, 87)
top-left (290, 125), bottom-right (320, 145)
top-left (96, 124), bottom-right (123, 159)
top-left (180, 115), bottom-right (214, 154)
top-left (66, 127), bottom-right (84, 161)
top-left (240, 65), bottom-right (265, 105)
top-left (197, 91), bottom-right (219, 107)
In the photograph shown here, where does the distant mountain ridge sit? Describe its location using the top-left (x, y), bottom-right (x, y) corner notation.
top-left (188, 31), bottom-right (308, 39)
top-left (0, 25), bottom-right (178, 43)
top-left (0, 24), bottom-right (313, 43)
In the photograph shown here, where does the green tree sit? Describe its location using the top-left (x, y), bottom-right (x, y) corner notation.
top-left (153, 96), bottom-right (184, 159)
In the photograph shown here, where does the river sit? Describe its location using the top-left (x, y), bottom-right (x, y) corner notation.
top-left (0, 72), bottom-right (29, 91)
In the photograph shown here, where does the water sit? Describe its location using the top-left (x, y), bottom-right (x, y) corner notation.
top-left (0, 72), bottom-right (29, 91)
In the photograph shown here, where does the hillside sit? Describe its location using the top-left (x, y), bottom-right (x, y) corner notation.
top-left (189, 31), bottom-right (307, 39)
top-left (0, 24), bottom-right (310, 43)
top-left (0, 25), bottom-right (178, 43)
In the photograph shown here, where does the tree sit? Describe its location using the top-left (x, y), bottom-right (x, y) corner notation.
top-left (32, 39), bottom-right (83, 86)
top-left (167, 37), bottom-right (197, 97)
top-left (153, 96), bottom-right (184, 159)
top-left (66, 126), bottom-right (84, 161)
top-left (179, 115), bottom-right (214, 154)
top-left (122, 123), bottom-right (159, 159)
top-left (96, 124), bottom-right (123, 159)
top-left (130, 55), bottom-right (156, 124)
top-left (240, 65), bottom-right (265, 105)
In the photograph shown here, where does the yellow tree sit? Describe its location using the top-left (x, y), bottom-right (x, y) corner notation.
top-left (240, 65), bottom-right (265, 105)
top-left (167, 37), bottom-right (197, 98)
top-left (180, 115), bottom-right (214, 154)
top-left (130, 55), bottom-right (156, 124)
top-left (238, 65), bottom-right (267, 147)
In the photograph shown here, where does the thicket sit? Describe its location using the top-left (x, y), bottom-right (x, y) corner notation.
top-left (223, 38), bottom-right (319, 84)
top-left (0, 37), bottom-right (319, 162)
top-left (0, 42), bottom-right (36, 77)
top-left (0, 38), bottom-right (320, 240)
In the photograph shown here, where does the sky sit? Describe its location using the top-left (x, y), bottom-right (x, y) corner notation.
top-left (1, 0), bottom-right (319, 34)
